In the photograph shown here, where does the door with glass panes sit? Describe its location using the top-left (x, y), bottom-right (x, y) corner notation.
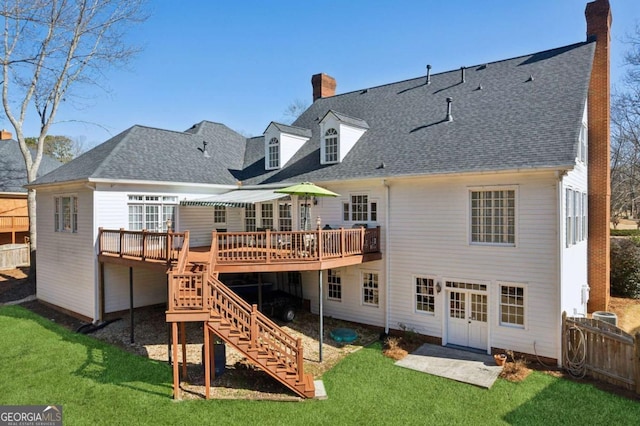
top-left (446, 281), bottom-right (488, 350)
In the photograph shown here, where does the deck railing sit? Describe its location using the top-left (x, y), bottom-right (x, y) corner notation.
top-left (0, 216), bottom-right (29, 231)
top-left (98, 228), bottom-right (187, 264)
top-left (211, 226), bottom-right (380, 264)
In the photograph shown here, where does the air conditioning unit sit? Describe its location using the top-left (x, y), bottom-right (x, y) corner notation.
top-left (592, 311), bottom-right (618, 326)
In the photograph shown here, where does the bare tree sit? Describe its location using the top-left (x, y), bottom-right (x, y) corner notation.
top-left (0, 0), bottom-right (146, 269)
top-left (611, 22), bottom-right (640, 222)
top-left (282, 98), bottom-right (309, 124)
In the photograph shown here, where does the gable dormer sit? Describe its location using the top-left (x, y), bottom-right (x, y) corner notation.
top-left (263, 122), bottom-right (311, 170)
top-left (319, 110), bottom-right (369, 165)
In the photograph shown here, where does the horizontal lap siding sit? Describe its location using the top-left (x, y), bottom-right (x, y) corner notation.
top-left (180, 206), bottom-right (214, 247)
top-left (104, 264), bottom-right (167, 312)
top-left (302, 261), bottom-right (385, 327)
top-left (388, 172), bottom-right (560, 358)
top-left (36, 187), bottom-right (96, 319)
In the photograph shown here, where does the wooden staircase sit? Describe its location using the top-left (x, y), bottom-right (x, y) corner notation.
top-left (167, 239), bottom-right (315, 399)
top-left (205, 273), bottom-right (315, 398)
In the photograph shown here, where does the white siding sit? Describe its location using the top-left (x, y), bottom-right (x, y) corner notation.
top-left (36, 186), bottom-right (97, 319)
top-left (385, 172), bottom-right (561, 358)
top-left (561, 164), bottom-right (588, 316)
top-left (302, 261), bottom-right (385, 327)
top-left (104, 264), bottom-right (167, 313)
top-left (181, 206), bottom-right (215, 247)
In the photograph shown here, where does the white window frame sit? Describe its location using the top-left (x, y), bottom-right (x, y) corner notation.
top-left (469, 187), bottom-right (516, 246)
top-left (499, 283), bottom-right (526, 329)
top-left (362, 271), bottom-right (379, 307)
top-left (261, 203), bottom-right (274, 229)
top-left (327, 269), bottom-right (342, 301)
top-left (267, 137), bottom-right (279, 169)
top-left (566, 189), bottom-right (573, 247)
top-left (323, 128), bottom-right (339, 164)
top-left (213, 206), bottom-right (226, 225)
top-left (566, 188), bottom-right (586, 247)
top-left (54, 194), bottom-right (78, 233)
top-left (578, 122), bottom-right (587, 164)
top-left (343, 194), bottom-right (378, 223)
top-left (278, 202), bottom-right (292, 231)
top-left (414, 276), bottom-right (436, 315)
top-left (244, 204), bottom-right (256, 232)
top-left (127, 194), bottom-right (178, 232)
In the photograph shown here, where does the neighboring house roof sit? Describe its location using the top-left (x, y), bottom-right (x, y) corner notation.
top-left (31, 121), bottom-right (246, 186)
top-left (0, 140), bottom-right (62, 193)
top-left (30, 41), bottom-right (595, 188)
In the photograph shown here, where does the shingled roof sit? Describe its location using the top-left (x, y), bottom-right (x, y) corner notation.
top-left (0, 140), bottom-right (61, 193)
top-left (30, 41), bottom-right (595, 188)
top-left (241, 41), bottom-right (595, 185)
top-left (31, 121), bottom-right (245, 186)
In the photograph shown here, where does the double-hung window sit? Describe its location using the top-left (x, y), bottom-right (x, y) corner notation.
top-left (261, 204), bottom-right (274, 229)
top-left (327, 269), bottom-right (342, 301)
top-left (324, 128), bottom-right (338, 163)
top-left (245, 204), bottom-right (256, 231)
top-left (415, 277), bottom-right (435, 314)
top-left (54, 195), bottom-right (78, 233)
top-left (470, 189), bottom-right (515, 245)
top-left (214, 206), bottom-right (226, 225)
top-left (268, 137), bottom-right (279, 169)
top-left (566, 189), bottom-right (587, 247)
top-left (343, 194), bottom-right (378, 223)
top-left (362, 272), bottom-right (379, 306)
top-left (499, 284), bottom-right (525, 328)
top-left (127, 195), bottom-right (177, 232)
top-left (278, 202), bottom-right (292, 231)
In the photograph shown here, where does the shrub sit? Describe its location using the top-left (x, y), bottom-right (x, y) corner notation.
top-left (610, 229), bottom-right (640, 237)
top-left (610, 238), bottom-right (640, 298)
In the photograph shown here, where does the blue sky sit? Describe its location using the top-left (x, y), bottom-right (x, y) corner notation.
top-left (12, 0), bottom-right (640, 149)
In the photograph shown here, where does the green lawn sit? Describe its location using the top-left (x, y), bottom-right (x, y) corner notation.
top-left (1, 305), bottom-right (639, 425)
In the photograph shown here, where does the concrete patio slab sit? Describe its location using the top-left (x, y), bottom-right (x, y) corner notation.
top-left (395, 344), bottom-right (503, 388)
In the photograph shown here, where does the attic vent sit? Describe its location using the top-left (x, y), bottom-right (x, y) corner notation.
top-left (361, 88), bottom-right (368, 94)
top-left (526, 74), bottom-right (534, 82)
top-left (446, 97), bottom-right (453, 122)
top-left (426, 64), bottom-right (432, 85)
top-left (461, 66), bottom-right (466, 83)
top-left (199, 140), bottom-right (211, 158)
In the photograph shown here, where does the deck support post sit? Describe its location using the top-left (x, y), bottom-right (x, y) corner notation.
top-left (171, 322), bottom-right (180, 399)
top-left (98, 262), bottom-right (105, 322)
top-left (319, 269), bottom-right (324, 362)
top-left (180, 322), bottom-right (187, 378)
top-left (204, 325), bottom-right (210, 399)
top-left (129, 266), bottom-right (134, 344)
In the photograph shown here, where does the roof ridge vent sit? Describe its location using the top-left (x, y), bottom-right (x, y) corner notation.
top-left (446, 97), bottom-right (453, 122)
top-left (426, 64), bottom-right (432, 85)
top-left (461, 66), bottom-right (466, 83)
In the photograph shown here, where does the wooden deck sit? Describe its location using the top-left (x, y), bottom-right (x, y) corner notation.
top-left (98, 227), bottom-right (382, 272)
top-left (0, 216), bottom-right (29, 244)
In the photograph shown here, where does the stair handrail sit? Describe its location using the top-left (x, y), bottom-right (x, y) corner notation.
top-left (174, 231), bottom-right (190, 273)
top-left (207, 273), bottom-right (302, 376)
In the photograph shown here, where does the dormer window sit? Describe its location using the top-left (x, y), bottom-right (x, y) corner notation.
top-left (319, 110), bottom-right (368, 165)
top-left (268, 137), bottom-right (279, 169)
top-left (324, 128), bottom-right (338, 163)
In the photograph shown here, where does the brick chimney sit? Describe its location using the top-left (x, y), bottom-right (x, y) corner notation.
top-left (586, 0), bottom-right (611, 312)
top-left (0, 129), bottom-right (12, 140)
top-left (311, 73), bottom-right (336, 101)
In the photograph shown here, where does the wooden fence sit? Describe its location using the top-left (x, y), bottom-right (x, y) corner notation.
top-left (0, 243), bottom-right (30, 270)
top-left (562, 312), bottom-right (640, 393)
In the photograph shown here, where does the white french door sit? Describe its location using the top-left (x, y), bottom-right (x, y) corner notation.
top-left (446, 282), bottom-right (488, 350)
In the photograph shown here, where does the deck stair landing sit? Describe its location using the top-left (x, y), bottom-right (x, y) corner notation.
top-left (168, 268), bottom-right (315, 399)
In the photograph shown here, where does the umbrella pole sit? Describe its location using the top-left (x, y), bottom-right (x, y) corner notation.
top-left (319, 269), bottom-right (323, 362)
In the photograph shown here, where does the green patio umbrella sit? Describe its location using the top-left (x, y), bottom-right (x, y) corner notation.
top-left (275, 182), bottom-right (339, 362)
top-left (275, 182), bottom-right (339, 230)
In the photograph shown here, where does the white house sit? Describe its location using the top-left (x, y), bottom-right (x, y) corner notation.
top-left (29, 0), bottom-right (611, 370)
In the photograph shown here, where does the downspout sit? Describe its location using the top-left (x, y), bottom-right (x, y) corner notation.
top-left (84, 183), bottom-right (100, 323)
top-left (384, 179), bottom-right (391, 334)
top-left (555, 170), bottom-right (565, 366)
